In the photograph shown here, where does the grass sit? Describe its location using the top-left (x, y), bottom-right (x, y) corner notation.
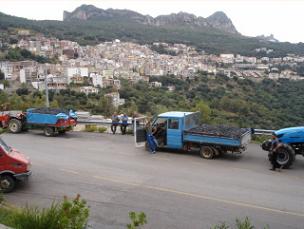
top-left (85, 125), bottom-right (107, 133)
top-left (251, 135), bottom-right (270, 144)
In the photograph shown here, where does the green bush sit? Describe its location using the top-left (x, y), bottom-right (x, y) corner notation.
top-left (251, 135), bottom-right (270, 144)
top-left (127, 211), bottom-right (147, 229)
top-left (84, 125), bottom-right (98, 132)
top-left (211, 217), bottom-right (269, 229)
top-left (98, 126), bottom-right (107, 133)
top-left (0, 195), bottom-right (89, 229)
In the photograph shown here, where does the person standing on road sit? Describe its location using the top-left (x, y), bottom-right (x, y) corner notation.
top-left (120, 113), bottom-right (128, 135)
top-left (111, 112), bottom-right (119, 134)
top-left (269, 141), bottom-right (283, 171)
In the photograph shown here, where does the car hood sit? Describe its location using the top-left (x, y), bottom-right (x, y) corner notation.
top-left (9, 149), bottom-right (30, 165)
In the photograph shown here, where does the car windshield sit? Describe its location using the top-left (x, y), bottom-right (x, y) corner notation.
top-left (0, 138), bottom-right (11, 153)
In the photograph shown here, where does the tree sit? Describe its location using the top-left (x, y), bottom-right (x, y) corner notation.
top-left (192, 100), bottom-right (211, 123)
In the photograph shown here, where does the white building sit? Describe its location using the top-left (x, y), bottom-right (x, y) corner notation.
top-left (89, 73), bottom-right (103, 87)
top-left (19, 69), bottom-right (26, 83)
top-left (105, 92), bottom-right (125, 108)
top-left (220, 54), bottom-right (234, 64)
top-left (150, 81), bottom-right (162, 88)
top-left (80, 86), bottom-right (99, 95)
top-left (220, 54), bottom-right (234, 59)
top-left (66, 67), bottom-right (88, 84)
top-left (0, 62), bottom-right (12, 80)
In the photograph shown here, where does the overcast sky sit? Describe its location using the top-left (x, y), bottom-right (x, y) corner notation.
top-left (0, 0), bottom-right (303, 43)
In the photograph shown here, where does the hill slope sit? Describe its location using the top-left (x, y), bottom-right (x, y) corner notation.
top-left (1, 6), bottom-right (304, 56)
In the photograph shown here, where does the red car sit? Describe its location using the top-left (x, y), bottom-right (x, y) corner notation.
top-left (0, 137), bottom-right (31, 192)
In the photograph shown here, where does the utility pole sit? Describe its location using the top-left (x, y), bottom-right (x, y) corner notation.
top-left (45, 75), bottom-right (49, 108)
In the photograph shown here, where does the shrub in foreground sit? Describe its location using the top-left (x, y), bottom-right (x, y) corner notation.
top-left (0, 194), bottom-right (89, 229)
top-left (211, 217), bottom-right (270, 229)
top-left (127, 211), bottom-right (147, 229)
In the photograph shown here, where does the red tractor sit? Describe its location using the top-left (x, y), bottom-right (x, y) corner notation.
top-left (0, 111), bottom-right (27, 133)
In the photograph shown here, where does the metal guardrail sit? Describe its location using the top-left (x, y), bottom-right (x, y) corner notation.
top-left (77, 118), bottom-right (132, 125)
top-left (253, 129), bottom-right (275, 135)
top-left (77, 118), bottom-right (276, 136)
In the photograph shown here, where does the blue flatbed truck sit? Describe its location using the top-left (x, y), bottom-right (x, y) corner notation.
top-left (135, 111), bottom-right (252, 159)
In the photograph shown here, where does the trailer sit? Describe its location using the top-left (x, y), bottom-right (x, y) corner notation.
top-left (0, 108), bottom-right (77, 137)
top-left (135, 111), bottom-right (252, 159)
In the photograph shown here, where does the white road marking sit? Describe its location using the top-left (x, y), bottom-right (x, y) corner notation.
top-left (93, 175), bottom-right (304, 218)
top-left (59, 168), bottom-right (79, 174)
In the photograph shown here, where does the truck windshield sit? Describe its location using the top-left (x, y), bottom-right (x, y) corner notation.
top-left (0, 138), bottom-right (11, 153)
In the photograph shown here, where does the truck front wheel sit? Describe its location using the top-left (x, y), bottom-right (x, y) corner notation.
top-left (200, 146), bottom-right (215, 159)
top-left (0, 175), bottom-right (16, 193)
top-left (272, 145), bottom-right (295, 169)
top-left (8, 119), bottom-right (22, 133)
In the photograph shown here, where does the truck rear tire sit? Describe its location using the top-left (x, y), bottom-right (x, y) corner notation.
top-left (0, 175), bottom-right (16, 193)
top-left (272, 145), bottom-right (295, 169)
top-left (44, 127), bottom-right (55, 137)
top-left (8, 119), bottom-right (22, 133)
top-left (200, 146), bottom-right (215, 159)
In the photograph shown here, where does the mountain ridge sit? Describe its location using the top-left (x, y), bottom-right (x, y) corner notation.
top-left (63, 4), bottom-right (238, 34)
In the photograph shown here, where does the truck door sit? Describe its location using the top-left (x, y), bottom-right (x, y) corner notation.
top-left (167, 118), bottom-right (183, 149)
top-left (134, 116), bottom-right (148, 147)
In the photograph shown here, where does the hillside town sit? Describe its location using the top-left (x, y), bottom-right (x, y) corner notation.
top-left (1, 30), bottom-right (304, 106)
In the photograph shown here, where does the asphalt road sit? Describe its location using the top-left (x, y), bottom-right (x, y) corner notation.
top-left (2, 132), bottom-right (304, 229)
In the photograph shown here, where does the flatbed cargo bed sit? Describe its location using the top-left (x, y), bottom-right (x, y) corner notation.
top-left (184, 124), bottom-right (251, 148)
top-left (185, 124), bottom-right (250, 139)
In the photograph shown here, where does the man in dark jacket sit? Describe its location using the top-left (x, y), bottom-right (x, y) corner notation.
top-left (120, 114), bottom-right (128, 135)
top-left (111, 112), bottom-right (120, 134)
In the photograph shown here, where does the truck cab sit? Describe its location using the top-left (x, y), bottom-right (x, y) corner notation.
top-left (151, 112), bottom-right (199, 150)
top-left (0, 137), bottom-right (31, 192)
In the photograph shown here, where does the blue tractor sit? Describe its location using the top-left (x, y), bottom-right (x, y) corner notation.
top-left (261, 127), bottom-right (304, 169)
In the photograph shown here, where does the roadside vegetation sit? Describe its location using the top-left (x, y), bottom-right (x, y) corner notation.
top-left (2, 74), bottom-right (304, 130)
top-left (211, 217), bottom-right (270, 229)
top-left (84, 124), bottom-right (107, 133)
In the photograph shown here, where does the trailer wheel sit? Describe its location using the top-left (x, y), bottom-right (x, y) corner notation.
top-left (200, 146), bottom-right (215, 159)
top-left (8, 119), bottom-right (22, 133)
top-left (44, 127), bottom-right (55, 137)
top-left (58, 130), bottom-right (66, 135)
top-left (272, 145), bottom-right (295, 169)
top-left (0, 175), bottom-right (16, 193)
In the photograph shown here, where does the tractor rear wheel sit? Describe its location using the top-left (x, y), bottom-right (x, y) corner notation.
top-left (8, 119), bottom-right (22, 133)
top-left (272, 144), bottom-right (295, 169)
